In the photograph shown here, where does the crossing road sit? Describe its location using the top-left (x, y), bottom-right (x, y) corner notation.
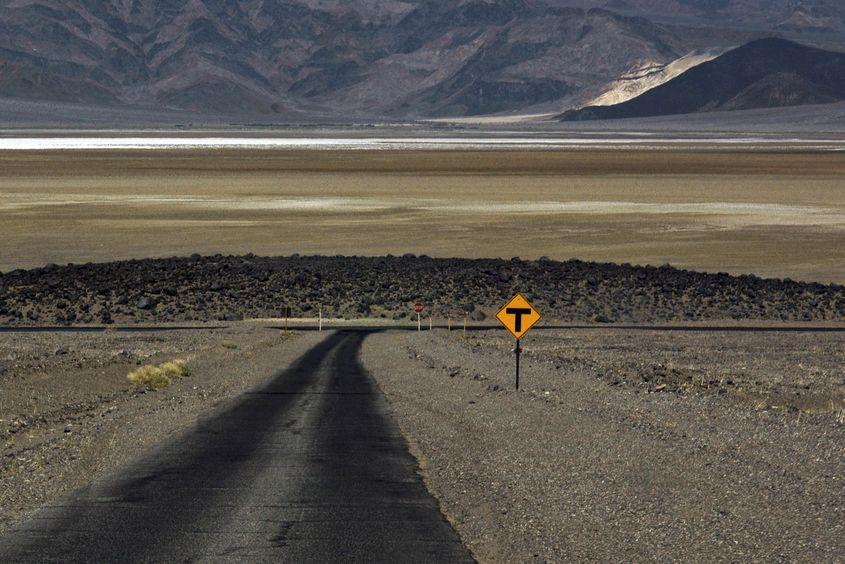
top-left (0, 331), bottom-right (473, 563)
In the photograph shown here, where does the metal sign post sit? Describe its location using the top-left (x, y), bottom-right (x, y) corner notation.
top-left (496, 293), bottom-right (542, 390)
top-left (414, 302), bottom-right (423, 331)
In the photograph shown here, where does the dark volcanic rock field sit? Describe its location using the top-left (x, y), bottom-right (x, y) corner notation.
top-left (1, 255), bottom-right (844, 326)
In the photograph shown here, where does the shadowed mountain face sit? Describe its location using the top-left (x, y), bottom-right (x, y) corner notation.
top-left (0, 1), bottom-right (842, 119)
top-left (560, 38), bottom-right (845, 120)
top-left (547, 0), bottom-right (845, 35)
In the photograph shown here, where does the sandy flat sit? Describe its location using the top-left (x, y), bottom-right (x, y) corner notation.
top-left (1, 149), bottom-right (843, 283)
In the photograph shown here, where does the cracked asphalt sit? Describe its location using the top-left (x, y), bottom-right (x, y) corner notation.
top-left (0, 330), bottom-right (472, 563)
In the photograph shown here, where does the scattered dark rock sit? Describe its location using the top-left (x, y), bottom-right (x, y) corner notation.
top-left (0, 254), bottom-right (841, 326)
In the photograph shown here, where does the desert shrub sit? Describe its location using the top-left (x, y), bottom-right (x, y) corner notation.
top-left (127, 358), bottom-right (190, 390)
top-left (127, 365), bottom-right (169, 389)
top-left (160, 359), bottom-right (191, 379)
top-left (221, 339), bottom-right (239, 349)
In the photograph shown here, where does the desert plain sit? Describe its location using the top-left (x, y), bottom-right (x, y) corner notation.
top-left (1, 141), bottom-right (844, 562)
top-left (1, 147), bottom-right (844, 283)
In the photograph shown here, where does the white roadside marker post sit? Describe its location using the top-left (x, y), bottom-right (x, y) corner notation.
top-left (429, 317), bottom-right (432, 331)
top-left (319, 306), bottom-right (323, 332)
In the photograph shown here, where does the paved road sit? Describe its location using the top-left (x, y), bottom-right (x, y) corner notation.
top-left (0, 330), bottom-right (473, 563)
top-left (3, 323), bottom-right (845, 334)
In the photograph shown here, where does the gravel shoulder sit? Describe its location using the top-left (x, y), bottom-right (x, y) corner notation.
top-left (363, 327), bottom-right (845, 562)
top-left (0, 322), bottom-right (326, 534)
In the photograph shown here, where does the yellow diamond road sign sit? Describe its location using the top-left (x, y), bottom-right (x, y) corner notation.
top-left (496, 293), bottom-right (542, 340)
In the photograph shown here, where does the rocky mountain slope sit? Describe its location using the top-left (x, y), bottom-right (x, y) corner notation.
top-left (561, 37), bottom-right (845, 120)
top-left (581, 47), bottom-right (728, 107)
top-left (1, 0), bottom-right (836, 119)
top-left (550, 0), bottom-right (845, 35)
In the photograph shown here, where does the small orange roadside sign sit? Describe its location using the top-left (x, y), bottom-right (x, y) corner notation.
top-left (496, 293), bottom-right (542, 340)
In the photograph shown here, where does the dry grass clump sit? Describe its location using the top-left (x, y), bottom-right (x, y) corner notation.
top-left (128, 359), bottom-right (191, 390)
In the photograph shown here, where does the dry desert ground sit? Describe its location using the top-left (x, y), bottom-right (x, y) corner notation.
top-left (1, 148), bottom-right (844, 283)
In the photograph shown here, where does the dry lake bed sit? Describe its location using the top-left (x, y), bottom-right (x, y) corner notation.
top-left (1, 142), bottom-right (844, 283)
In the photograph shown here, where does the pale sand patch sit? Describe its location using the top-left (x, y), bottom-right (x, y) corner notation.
top-left (3, 192), bottom-right (843, 216)
top-left (4, 193), bottom-right (843, 230)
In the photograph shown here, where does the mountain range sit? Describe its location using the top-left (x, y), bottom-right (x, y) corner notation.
top-left (0, 1), bottom-right (844, 120)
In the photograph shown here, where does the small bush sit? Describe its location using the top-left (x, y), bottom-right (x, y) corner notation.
top-left (127, 359), bottom-right (191, 390)
top-left (221, 340), bottom-right (238, 350)
top-left (160, 359), bottom-right (191, 379)
top-left (127, 365), bottom-right (169, 389)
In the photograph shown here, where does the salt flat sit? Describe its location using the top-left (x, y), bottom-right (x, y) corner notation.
top-left (0, 136), bottom-right (844, 151)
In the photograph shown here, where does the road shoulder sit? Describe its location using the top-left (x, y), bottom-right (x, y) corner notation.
top-left (0, 323), bottom-right (326, 533)
top-left (363, 328), bottom-right (844, 562)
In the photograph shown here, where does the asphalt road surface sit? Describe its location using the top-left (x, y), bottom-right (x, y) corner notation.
top-left (0, 330), bottom-right (473, 563)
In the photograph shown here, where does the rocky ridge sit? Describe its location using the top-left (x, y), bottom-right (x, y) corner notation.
top-left (1, 254), bottom-right (843, 325)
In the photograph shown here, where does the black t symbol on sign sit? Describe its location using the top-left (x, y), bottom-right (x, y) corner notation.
top-left (506, 308), bottom-right (532, 332)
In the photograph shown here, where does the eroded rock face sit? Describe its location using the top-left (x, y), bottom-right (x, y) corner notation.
top-left (0, 254), bottom-right (843, 326)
